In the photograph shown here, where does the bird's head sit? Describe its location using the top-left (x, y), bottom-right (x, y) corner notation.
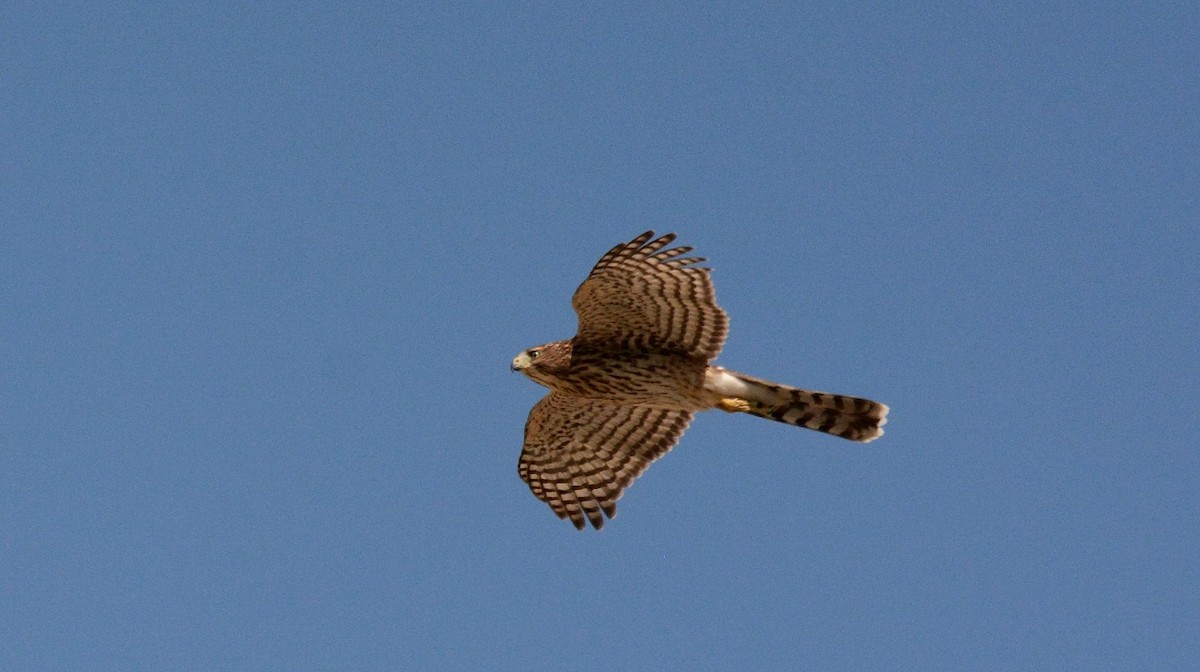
top-left (511, 340), bottom-right (573, 387)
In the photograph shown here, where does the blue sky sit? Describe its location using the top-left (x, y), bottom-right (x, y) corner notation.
top-left (3, 2), bottom-right (1197, 670)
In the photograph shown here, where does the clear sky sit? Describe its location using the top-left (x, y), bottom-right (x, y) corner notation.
top-left (3, 3), bottom-right (1197, 670)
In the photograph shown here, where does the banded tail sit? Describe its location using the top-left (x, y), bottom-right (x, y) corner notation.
top-left (705, 368), bottom-right (889, 442)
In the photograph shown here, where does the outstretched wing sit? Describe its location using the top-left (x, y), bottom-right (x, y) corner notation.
top-left (518, 392), bottom-right (693, 530)
top-left (571, 231), bottom-right (728, 361)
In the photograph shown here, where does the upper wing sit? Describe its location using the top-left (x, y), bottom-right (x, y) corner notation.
top-left (518, 392), bottom-right (693, 530)
top-left (571, 231), bottom-right (729, 361)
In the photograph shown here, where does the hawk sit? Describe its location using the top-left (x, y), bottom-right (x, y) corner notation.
top-left (512, 231), bottom-right (889, 530)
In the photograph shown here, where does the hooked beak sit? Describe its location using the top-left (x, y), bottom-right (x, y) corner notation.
top-left (511, 352), bottom-right (531, 372)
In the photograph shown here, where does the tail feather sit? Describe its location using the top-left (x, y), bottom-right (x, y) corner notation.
top-left (714, 370), bottom-right (889, 442)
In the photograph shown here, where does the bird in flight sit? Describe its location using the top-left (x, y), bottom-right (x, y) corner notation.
top-left (512, 231), bottom-right (888, 530)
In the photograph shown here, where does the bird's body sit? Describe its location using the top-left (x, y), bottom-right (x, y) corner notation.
top-left (514, 340), bottom-right (710, 409)
top-left (512, 231), bottom-right (888, 530)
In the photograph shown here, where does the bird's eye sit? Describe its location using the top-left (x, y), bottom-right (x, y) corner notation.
top-left (528, 350), bottom-right (540, 359)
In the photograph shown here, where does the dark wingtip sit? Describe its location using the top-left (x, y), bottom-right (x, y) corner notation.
top-left (630, 230), bottom-right (656, 245)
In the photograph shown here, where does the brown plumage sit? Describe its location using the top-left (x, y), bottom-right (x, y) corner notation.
top-left (512, 231), bottom-right (888, 530)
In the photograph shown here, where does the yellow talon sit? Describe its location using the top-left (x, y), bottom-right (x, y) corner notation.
top-left (717, 398), bottom-right (751, 413)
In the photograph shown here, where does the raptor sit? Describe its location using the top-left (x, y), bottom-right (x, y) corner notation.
top-left (512, 231), bottom-right (888, 530)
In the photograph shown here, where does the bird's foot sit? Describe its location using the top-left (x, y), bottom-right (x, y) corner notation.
top-left (716, 397), bottom-right (752, 413)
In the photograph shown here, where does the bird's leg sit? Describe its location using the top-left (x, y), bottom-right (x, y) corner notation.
top-left (716, 397), bottom-right (752, 413)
